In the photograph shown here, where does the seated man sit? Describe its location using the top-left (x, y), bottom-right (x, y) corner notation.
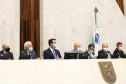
top-left (71, 42), bottom-right (83, 53)
top-left (0, 43), bottom-right (13, 59)
top-left (113, 42), bottom-right (125, 58)
top-left (71, 42), bottom-right (83, 59)
top-left (20, 41), bottom-right (38, 59)
top-left (43, 38), bottom-right (62, 59)
top-left (84, 44), bottom-right (97, 59)
top-left (98, 43), bottom-right (112, 59)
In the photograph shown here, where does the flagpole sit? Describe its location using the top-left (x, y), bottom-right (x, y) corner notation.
top-left (94, 7), bottom-right (99, 55)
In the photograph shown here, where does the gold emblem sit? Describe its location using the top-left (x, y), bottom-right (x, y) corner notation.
top-left (98, 61), bottom-right (116, 84)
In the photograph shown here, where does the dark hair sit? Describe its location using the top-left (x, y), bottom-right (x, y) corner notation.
top-left (48, 38), bottom-right (56, 46)
top-left (116, 42), bottom-right (122, 47)
top-left (88, 44), bottom-right (95, 48)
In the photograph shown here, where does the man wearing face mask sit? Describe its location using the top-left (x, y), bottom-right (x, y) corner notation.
top-left (20, 41), bottom-right (38, 59)
top-left (0, 43), bottom-right (13, 59)
top-left (71, 42), bottom-right (83, 59)
top-left (84, 44), bottom-right (97, 59)
top-left (113, 42), bottom-right (125, 58)
top-left (98, 43), bottom-right (112, 59)
top-left (71, 42), bottom-right (83, 53)
top-left (43, 38), bottom-right (62, 59)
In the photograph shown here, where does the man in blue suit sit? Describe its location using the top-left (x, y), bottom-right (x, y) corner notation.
top-left (20, 41), bottom-right (38, 59)
top-left (43, 38), bottom-right (62, 59)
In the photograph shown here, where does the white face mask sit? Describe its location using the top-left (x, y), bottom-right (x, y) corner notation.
top-left (90, 50), bottom-right (93, 54)
top-left (104, 48), bottom-right (108, 51)
top-left (119, 47), bottom-right (123, 50)
top-left (77, 47), bottom-right (81, 51)
top-left (28, 47), bottom-right (33, 52)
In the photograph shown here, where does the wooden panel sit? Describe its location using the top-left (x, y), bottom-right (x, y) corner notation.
top-left (20, 0), bottom-right (40, 57)
top-left (31, 0), bottom-right (35, 19)
top-left (116, 0), bottom-right (124, 14)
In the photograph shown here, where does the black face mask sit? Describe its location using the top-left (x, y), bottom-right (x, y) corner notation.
top-left (6, 48), bottom-right (10, 52)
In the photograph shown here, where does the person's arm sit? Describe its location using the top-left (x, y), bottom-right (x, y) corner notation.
top-left (10, 53), bottom-right (14, 60)
top-left (121, 51), bottom-right (125, 58)
top-left (20, 52), bottom-right (24, 56)
top-left (57, 50), bottom-right (62, 59)
top-left (33, 51), bottom-right (41, 59)
top-left (44, 51), bottom-right (49, 59)
top-left (108, 51), bottom-right (112, 57)
top-left (112, 49), bottom-right (118, 58)
top-left (90, 53), bottom-right (97, 59)
top-left (97, 51), bottom-right (101, 59)
top-left (19, 52), bottom-right (24, 59)
top-left (7, 52), bottom-right (14, 60)
top-left (34, 51), bottom-right (38, 59)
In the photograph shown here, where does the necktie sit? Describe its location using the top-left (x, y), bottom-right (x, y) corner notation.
top-left (77, 51), bottom-right (79, 59)
top-left (53, 49), bottom-right (56, 59)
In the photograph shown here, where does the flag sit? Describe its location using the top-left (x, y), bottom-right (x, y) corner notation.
top-left (92, 7), bottom-right (99, 55)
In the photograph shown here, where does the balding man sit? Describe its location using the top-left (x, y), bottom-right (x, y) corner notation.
top-left (71, 42), bottom-right (83, 53)
top-left (0, 43), bottom-right (13, 59)
top-left (20, 41), bottom-right (38, 59)
top-left (70, 42), bottom-right (83, 59)
top-left (98, 43), bottom-right (112, 59)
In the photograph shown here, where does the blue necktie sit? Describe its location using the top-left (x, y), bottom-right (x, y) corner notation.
top-left (53, 49), bottom-right (56, 59)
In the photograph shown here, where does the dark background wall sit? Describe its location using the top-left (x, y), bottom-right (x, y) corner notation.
top-left (20, 0), bottom-right (40, 57)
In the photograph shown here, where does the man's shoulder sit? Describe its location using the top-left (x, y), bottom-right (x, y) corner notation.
top-left (84, 50), bottom-right (88, 53)
top-left (114, 48), bottom-right (119, 52)
top-left (0, 50), bottom-right (3, 53)
top-left (84, 50), bottom-right (88, 54)
top-left (21, 50), bottom-right (25, 52)
top-left (20, 50), bottom-right (27, 54)
top-left (8, 52), bottom-right (13, 54)
top-left (98, 49), bottom-right (103, 53)
top-left (31, 51), bottom-right (36, 53)
top-left (98, 49), bottom-right (102, 52)
top-left (70, 49), bottom-right (76, 52)
top-left (44, 48), bottom-right (50, 52)
top-left (55, 49), bottom-right (60, 52)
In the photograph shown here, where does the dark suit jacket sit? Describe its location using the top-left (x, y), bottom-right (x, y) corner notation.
top-left (84, 50), bottom-right (95, 59)
top-left (98, 49), bottom-right (112, 58)
top-left (44, 48), bottom-right (62, 59)
top-left (113, 48), bottom-right (125, 58)
top-left (20, 50), bottom-right (38, 59)
top-left (0, 50), bottom-right (14, 59)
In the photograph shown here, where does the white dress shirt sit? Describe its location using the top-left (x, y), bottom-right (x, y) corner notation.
top-left (50, 48), bottom-right (55, 54)
top-left (3, 50), bottom-right (7, 53)
top-left (87, 50), bottom-right (97, 59)
top-left (50, 47), bottom-right (58, 59)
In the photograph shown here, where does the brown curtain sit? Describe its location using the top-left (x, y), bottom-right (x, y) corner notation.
top-left (20, 0), bottom-right (40, 57)
top-left (116, 0), bottom-right (124, 14)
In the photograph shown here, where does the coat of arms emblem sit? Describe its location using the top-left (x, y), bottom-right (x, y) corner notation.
top-left (98, 61), bottom-right (116, 83)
